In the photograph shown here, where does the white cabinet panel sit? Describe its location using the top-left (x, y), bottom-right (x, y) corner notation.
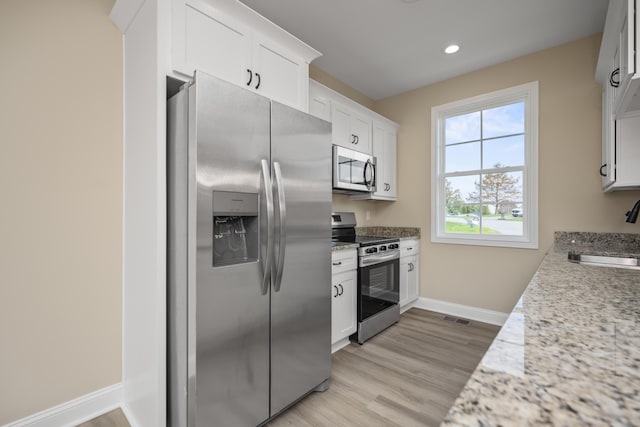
top-left (173, 0), bottom-right (317, 111)
top-left (253, 34), bottom-right (306, 109)
top-left (399, 239), bottom-right (419, 310)
top-left (331, 269), bottom-right (357, 345)
top-left (330, 101), bottom-right (372, 153)
top-left (372, 122), bottom-right (397, 200)
top-left (182, 3), bottom-right (251, 86)
top-left (331, 249), bottom-right (357, 350)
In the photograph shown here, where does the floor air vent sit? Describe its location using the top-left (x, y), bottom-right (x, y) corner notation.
top-left (443, 315), bottom-right (471, 326)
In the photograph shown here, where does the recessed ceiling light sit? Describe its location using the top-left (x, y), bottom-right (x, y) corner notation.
top-left (444, 44), bottom-right (461, 54)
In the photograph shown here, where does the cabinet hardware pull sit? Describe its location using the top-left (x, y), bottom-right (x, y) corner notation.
top-left (610, 68), bottom-right (620, 88)
top-left (354, 135), bottom-right (359, 144)
top-left (338, 284), bottom-right (344, 296)
top-left (332, 261), bottom-right (342, 266)
top-left (351, 134), bottom-right (356, 144)
top-left (407, 247), bottom-right (413, 251)
top-left (333, 285), bottom-right (339, 298)
top-left (246, 69), bottom-right (252, 86)
top-left (409, 263), bottom-right (414, 272)
top-left (255, 72), bottom-right (261, 89)
top-left (599, 164), bottom-right (607, 177)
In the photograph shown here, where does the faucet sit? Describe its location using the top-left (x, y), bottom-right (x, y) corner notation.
top-left (625, 199), bottom-right (640, 223)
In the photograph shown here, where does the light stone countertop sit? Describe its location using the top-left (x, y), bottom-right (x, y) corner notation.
top-left (442, 233), bottom-right (640, 426)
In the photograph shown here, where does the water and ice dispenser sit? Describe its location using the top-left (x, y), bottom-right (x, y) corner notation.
top-left (212, 191), bottom-right (259, 267)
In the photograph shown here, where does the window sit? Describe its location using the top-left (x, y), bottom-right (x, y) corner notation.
top-left (431, 82), bottom-right (538, 249)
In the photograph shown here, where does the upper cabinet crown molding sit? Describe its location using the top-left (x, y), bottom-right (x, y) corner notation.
top-left (110, 0), bottom-right (146, 33)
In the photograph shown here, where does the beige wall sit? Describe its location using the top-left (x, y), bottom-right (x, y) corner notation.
top-left (0, 0), bottom-right (122, 423)
top-left (373, 34), bottom-right (640, 313)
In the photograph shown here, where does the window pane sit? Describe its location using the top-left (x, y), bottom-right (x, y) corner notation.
top-left (445, 175), bottom-right (481, 234)
top-left (445, 142), bottom-right (480, 172)
top-left (479, 171), bottom-right (523, 236)
top-left (445, 111), bottom-right (480, 144)
top-left (482, 135), bottom-right (524, 169)
top-left (483, 102), bottom-right (524, 139)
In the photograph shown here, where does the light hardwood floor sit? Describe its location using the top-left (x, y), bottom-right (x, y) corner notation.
top-left (81, 308), bottom-right (499, 427)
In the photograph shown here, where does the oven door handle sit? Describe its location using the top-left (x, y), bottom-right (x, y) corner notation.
top-left (360, 252), bottom-right (399, 266)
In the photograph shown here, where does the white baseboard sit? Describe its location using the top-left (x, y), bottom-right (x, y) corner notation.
top-left (413, 297), bottom-right (508, 326)
top-left (3, 383), bottom-right (122, 427)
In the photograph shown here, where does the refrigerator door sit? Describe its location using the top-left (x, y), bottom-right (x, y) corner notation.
top-left (192, 73), bottom-right (271, 426)
top-left (270, 102), bottom-right (332, 416)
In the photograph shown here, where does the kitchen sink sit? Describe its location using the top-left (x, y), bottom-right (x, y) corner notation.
top-left (568, 253), bottom-right (640, 270)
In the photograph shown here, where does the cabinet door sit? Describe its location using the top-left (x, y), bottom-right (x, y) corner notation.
top-left (400, 255), bottom-right (419, 308)
top-left (331, 102), bottom-right (355, 149)
top-left (406, 255), bottom-right (419, 303)
top-left (602, 85), bottom-right (616, 189)
top-left (309, 89), bottom-right (331, 122)
top-left (351, 112), bottom-right (372, 154)
top-left (176, 0), bottom-right (252, 84)
top-left (372, 123), bottom-right (397, 200)
top-left (399, 257), bottom-right (410, 307)
top-left (330, 102), bottom-right (372, 153)
top-left (331, 270), bottom-right (357, 344)
top-left (252, 34), bottom-right (307, 110)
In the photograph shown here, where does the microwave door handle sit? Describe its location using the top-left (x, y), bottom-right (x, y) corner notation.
top-left (273, 161), bottom-right (286, 293)
top-left (261, 159), bottom-right (274, 295)
top-left (364, 159), bottom-right (375, 190)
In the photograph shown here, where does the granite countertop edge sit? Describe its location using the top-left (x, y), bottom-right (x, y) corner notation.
top-left (441, 231), bottom-right (640, 426)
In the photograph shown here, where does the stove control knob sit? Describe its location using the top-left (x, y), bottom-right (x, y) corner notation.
top-left (388, 243), bottom-right (399, 250)
top-left (366, 247), bottom-right (377, 254)
top-left (379, 245), bottom-right (387, 251)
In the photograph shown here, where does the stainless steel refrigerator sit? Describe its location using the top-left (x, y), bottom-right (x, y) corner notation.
top-left (167, 71), bottom-right (332, 427)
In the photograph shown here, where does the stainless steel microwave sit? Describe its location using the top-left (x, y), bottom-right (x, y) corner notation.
top-left (332, 145), bottom-right (376, 193)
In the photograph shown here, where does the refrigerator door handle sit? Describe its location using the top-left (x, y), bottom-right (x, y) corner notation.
top-left (273, 161), bottom-right (287, 292)
top-left (261, 159), bottom-right (274, 295)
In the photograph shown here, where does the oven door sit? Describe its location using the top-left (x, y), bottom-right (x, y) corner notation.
top-left (333, 145), bottom-right (376, 192)
top-left (358, 253), bottom-right (399, 321)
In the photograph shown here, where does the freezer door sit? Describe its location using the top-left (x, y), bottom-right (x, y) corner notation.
top-left (270, 102), bottom-right (333, 416)
top-left (192, 72), bottom-right (271, 427)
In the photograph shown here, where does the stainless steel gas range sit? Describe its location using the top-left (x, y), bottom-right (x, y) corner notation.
top-left (331, 212), bottom-right (400, 344)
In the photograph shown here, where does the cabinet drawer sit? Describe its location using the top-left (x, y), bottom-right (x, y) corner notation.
top-left (399, 239), bottom-right (419, 257)
top-left (331, 249), bottom-right (357, 275)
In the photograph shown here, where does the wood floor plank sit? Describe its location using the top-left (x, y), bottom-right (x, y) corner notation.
top-left (267, 308), bottom-right (499, 427)
top-left (86, 308), bottom-right (500, 427)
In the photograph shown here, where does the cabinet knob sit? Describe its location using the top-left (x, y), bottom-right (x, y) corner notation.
top-left (599, 164), bottom-right (607, 177)
top-left (610, 68), bottom-right (620, 88)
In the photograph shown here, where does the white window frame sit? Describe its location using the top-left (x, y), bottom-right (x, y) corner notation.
top-left (431, 82), bottom-right (539, 249)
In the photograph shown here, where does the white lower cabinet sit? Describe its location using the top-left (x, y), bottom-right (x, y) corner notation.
top-left (399, 240), bottom-right (419, 311)
top-left (331, 249), bottom-right (357, 352)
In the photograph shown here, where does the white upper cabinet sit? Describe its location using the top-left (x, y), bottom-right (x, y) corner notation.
top-left (172, 0), bottom-right (321, 111)
top-left (371, 121), bottom-right (397, 200)
top-left (597, 0), bottom-right (640, 191)
top-left (597, 0), bottom-right (640, 116)
top-left (309, 80), bottom-right (399, 200)
top-left (331, 101), bottom-right (372, 154)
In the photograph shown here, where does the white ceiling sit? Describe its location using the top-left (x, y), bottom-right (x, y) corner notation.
top-left (239, 0), bottom-right (608, 100)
